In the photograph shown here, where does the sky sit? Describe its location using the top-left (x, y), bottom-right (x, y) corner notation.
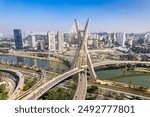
top-left (0, 0), bottom-right (150, 37)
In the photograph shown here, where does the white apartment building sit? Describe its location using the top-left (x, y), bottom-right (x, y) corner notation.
top-left (57, 31), bottom-right (64, 52)
top-left (0, 33), bottom-right (2, 40)
top-left (28, 34), bottom-right (36, 49)
top-left (47, 31), bottom-right (56, 51)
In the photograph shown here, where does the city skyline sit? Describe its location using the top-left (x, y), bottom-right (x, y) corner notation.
top-left (0, 14), bottom-right (150, 101)
top-left (1, 0), bottom-right (150, 37)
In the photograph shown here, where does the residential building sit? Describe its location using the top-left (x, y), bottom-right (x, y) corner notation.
top-left (47, 31), bottom-right (56, 51)
top-left (28, 34), bottom-right (36, 49)
top-left (57, 31), bottom-right (64, 52)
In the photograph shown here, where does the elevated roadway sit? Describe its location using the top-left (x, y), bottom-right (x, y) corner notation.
top-left (22, 68), bottom-right (83, 100)
top-left (73, 72), bottom-right (87, 100)
top-left (0, 68), bottom-right (24, 100)
top-left (22, 60), bottom-right (150, 100)
top-left (7, 70), bottom-right (24, 100)
top-left (16, 71), bottom-right (44, 100)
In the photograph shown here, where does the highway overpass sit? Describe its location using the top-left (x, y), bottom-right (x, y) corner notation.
top-left (22, 68), bottom-right (83, 100)
top-left (0, 68), bottom-right (24, 100)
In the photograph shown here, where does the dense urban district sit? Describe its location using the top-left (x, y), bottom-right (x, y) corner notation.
top-left (0, 18), bottom-right (150, 100)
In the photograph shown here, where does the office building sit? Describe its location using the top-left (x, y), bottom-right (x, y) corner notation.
top-left (13, 29), bottom-right (23, 49)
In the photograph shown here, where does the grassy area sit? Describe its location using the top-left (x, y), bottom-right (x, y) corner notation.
top-left (0, 85), bottom-right (8, 100)
top-left (23, 77), bottom-right (38, 91)
top-left (39, 87), bottom-right (75, 100)
top-left (86, 85), bottom-right (99, 100)
top-left (93, 81), bottom-right (150, 98)
top-left (39, 81), bottom-right (76, 100)
top-left (133, 68), bottom-right (150, 73)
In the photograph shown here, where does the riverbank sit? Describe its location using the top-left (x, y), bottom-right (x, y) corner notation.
top-left (95, 80), bottom-right (150, 99)
top-left (0, 64), bottom-right (59, 78)
top-left (0, 52), bottom-right (61, 63)
top-left (132, 67), bottom-right (150, 73)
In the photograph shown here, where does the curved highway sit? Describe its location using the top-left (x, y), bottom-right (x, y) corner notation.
top-left (16, 71), bottom-right (45, 100)
top-left (0, 68), bottom-right (24, 100)
top-left (22, 67), bottom-right (83, 100)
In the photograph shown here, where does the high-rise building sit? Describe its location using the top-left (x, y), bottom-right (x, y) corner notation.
top-left (28, 34), bottom-right (36, 49)
top-left (13, 29), bottom-right (23, 49)
top-left (47, 31), bottom-right (56, 51)
top-left (0, 33), bottom-right (2, 40)
top-left (128, 39), bottom-right (133, 46)
top-left (108, 35), bottom-right (112, 45)
top-left (93, 39), bottom-right (98, 48)
top-left (57, 31), bottom-right (64, 52)
top-left (145, 32), bottom-right (150, 42)
top-left (117, 33), bottom-right (126, 46)
top-left (39, 40), bottom-right (45, 51)
top-left (111, 33), bottom-right (117, 43)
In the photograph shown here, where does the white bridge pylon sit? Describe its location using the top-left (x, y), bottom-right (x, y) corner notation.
top-left (69, 21), bottom-right (83, 34)
top-left (71, 18), bottom-right (98, 81)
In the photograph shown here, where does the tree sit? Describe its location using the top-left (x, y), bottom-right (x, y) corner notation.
top-left (0, 85), bottom-right (8, 100)
top-left (87, 85), bottom-right (98, 93)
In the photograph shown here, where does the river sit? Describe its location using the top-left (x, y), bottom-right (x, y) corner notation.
top-left (0, 55), bottom-right (69, 72)
top-left (0, 55), bottom-right (150, 87)
top-left (96, 68), bottom-right (150, 88)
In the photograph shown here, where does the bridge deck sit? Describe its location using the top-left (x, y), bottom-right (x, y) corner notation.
top-left (22, 68), bottom-right (83, 100)
top-left (73, 72), bottom-right (87, 100)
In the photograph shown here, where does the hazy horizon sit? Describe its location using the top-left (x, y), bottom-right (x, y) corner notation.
top-left (1, 0), bottom-right (150, 37)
